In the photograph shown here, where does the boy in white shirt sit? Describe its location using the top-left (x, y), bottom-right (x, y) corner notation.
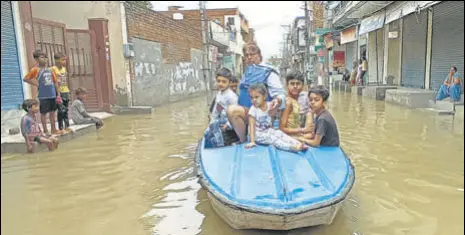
top-left (205, 68), bottom-right (238, 147)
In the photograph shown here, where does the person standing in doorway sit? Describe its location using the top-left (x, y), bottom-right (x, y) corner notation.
top-left (53, 52), bottom-right (72, 133)
top-left (361, 51), bottom-right (368, 85)
top-left (23, 50), bottom-right (62, 135)
top-left (356, 59), bottom-right (364, 86)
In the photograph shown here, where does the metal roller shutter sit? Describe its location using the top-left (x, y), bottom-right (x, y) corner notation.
top-left (1, 1), bottom-right (24, 110)
top-left (430, 1), bottom-right (464, 90)
top-left (345, 41), bottom-right (356, 71)
top-left (401, 11), bottom-right (428, 88)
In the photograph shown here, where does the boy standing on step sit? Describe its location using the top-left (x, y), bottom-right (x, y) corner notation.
top-left (53, 52), bottom-right (72, 133)
top-left (23, 50), bottom-right (62, 135)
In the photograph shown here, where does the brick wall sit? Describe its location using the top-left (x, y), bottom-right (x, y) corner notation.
top-left (125, 3), bottom-right (202, 64)
top-left (159, 8), bottom-right (238, 29)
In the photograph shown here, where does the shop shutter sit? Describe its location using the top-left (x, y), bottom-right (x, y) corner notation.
top-left (1, 1), bottom-right (24, 110)
top-left (401, 11), bottom-right (427, 88)
top-left (345, 41), bottom-right (357, 71)
top-left (430, 1), bottom-right (464, 90)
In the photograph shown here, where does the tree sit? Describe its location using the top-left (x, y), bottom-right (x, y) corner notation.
top-left (126, 1), bottom-right (153, 10)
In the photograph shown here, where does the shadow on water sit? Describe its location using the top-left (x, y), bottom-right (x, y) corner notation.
top-left (1, 92), bottom-right (463, 235)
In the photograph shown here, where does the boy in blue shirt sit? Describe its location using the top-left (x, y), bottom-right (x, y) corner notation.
top-left (23, 50), bottom-right (62, 135)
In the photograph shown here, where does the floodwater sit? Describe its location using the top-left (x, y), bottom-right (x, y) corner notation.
top-left (2, 91), bottom-right (464, 235)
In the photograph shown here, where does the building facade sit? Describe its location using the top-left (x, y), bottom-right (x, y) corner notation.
top-left (322, 1), bottom-right (464, 91)
top-left (1, 1), bottom-right (125, 136)
top-left (159, 7), bottom-right (252, 78)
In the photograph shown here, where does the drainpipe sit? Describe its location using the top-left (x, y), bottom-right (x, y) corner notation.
top-left (120, 1), bottom-right (133, 107)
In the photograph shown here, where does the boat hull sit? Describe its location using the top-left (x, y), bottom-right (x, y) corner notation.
top-left (207, 191), bottom-right (343, 230)
top-left (194, 139), bottom-right (355, 230)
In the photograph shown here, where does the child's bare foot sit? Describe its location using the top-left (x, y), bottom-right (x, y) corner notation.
top-left (53, 138), bottom-right (59, 150)
top-left (291, 143), bottom-right (308, 152)
top-left (301, 143), bottom-right (309, 150)
top-left (51, 130), bottom-right (63, 135)
top-left (46, 141), bottom-right (55, 151)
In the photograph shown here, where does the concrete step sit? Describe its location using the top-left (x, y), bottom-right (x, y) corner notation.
top-left (425, 96), bottom-right (464, 115)
top-left (435, 100), bottom-right (455, 111)
top-left (1, 112), bottom-right (114, 154)
top-left (111, 105), bottom-right (152, 115)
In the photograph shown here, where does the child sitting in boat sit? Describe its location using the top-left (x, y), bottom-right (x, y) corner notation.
top-left (204, 68), bottom-right (239, 148)
top-left (209, 75), bottom-right (239, 115)
top-left (245, 83), bottom-right (307, 152)
top-left (279, 70), bottom-right (314, 140)
top-left (298, 85), bottom-right (340, 147)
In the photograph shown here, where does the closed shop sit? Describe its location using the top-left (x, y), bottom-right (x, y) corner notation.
top-left (430, 1), bottom-right (464, 90)
top-left (341, 27), bottom-right (358, 72)
top-left (359, 11), bottom-right (385, 84)
top-left (386, 19), bottom-right (402, 85)
top-left (368, 28), bottom-right (385, 84)
top-left (1, 1), bottom-right (24, 110)
top-left (345, 42), bottom-right (357, 71)
top-left (401, 11), bottom-right (428, 88)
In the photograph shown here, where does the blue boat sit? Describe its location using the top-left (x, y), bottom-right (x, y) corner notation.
top-left (195, 137), bottom-right (355, 230)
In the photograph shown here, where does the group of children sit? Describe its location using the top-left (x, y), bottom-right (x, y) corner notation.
top-left (21, 50), bottom-right (104, 153)
top-left (206, 67), bottom-right (340, 152)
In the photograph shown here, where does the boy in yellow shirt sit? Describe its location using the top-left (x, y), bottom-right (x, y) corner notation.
top-left (52, 52), bottom-right (72, 133)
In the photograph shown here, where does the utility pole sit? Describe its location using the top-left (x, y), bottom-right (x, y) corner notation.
top-left (200, 1), bottom-right (212, 102)
top-left (304, 0), bottom-right (311, 86)
top-left (281, 24), bottom-right (291, 76)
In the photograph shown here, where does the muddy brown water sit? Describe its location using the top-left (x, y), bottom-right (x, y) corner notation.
top-left (2, 92), bottom-right (463, 235)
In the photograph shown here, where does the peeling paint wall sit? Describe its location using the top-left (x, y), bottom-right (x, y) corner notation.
top-left (125, 4), bottom-right (207, 106)
top-left (132, 38), bottom-right (206, 106)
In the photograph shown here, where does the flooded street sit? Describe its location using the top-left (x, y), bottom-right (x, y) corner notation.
top-left (1, 91), bottom-right (463, 235)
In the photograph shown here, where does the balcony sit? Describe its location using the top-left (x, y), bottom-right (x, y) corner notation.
top-left (209, 21), bottom-right (230, 48)
top-left (331, 1), bottom-right (394, 27)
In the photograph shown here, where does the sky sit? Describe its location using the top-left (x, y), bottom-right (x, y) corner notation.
top-left (151, 1), bottom-right (304, 60)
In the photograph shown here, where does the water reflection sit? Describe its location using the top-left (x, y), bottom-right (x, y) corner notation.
top-left (1, 92), bottom-right (463, 235)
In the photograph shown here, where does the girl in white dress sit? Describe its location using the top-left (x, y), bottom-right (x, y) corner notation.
top-left (245, 83), bottom-right (307, 152)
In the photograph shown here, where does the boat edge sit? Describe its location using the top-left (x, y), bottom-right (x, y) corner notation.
top-left (194, 139), bottom-right (356, 216)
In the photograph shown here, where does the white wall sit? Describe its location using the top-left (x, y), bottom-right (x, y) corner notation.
top-left (210, 21), bottom-right (229, 46)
